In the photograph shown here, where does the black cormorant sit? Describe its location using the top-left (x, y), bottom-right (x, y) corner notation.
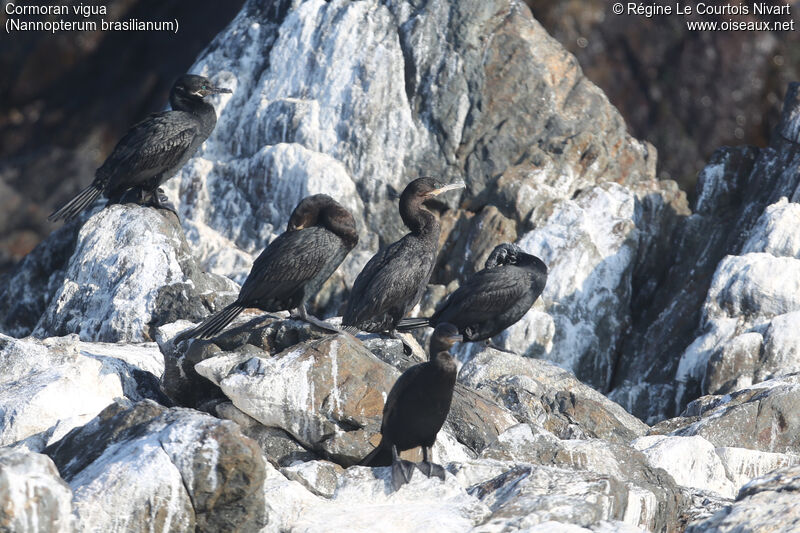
top-left (48, 74), bottom-right (232, 222)
top-left (359, 323), bottom-right (461, 489)
top-left (397, 243), bottom-right (547, 342)
top-left (175, 195), bottom-right (358, 341)
top-left (342, 177), bottom-right (464, 333)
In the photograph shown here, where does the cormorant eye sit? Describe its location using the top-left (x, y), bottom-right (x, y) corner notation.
top-left (201, 85), bottom-right (208, 90)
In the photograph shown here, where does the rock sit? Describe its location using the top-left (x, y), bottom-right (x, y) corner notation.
top-left (160, 0), bottom-right (682, 322)
top-left (460, 347), bottom-right (647, 444)
top-left (196, 333), bottom-right (396, 465)
top-left (262, 460), bottom-right (490, 532)
top-left (498, 183), bottom-right (639, 390)
top-left (685, 465), bottom-right (800, 532)
top-left (612, 83), bottom-right (800, 422)
top-left (0, 334), bottom-right (165, 449)
top-left (0, 449), bottom-right (73, 533)
top-left (45, 400), bottom-right (267, 532)
top-left (670, 376), bottom-right (800, 455)
top-left (216, 401), bottom-right (318, 466)
top-left (482, 424), bottom-right (681, 532)
top-left (33, 205), bottom-right (238, 343)
top-left (531, 0), bottom-right (799, 194)
top-left (631, 435), bottom-right (736, 498)
top-left (468, 464), bottom-right (631, 531)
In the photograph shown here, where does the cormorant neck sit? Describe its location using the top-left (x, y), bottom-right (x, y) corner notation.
top-left (400, 198), bottom-right (438, 236)
top-left (518, 253), bottom-right (548, 275)
top-left (170, 92), bottom-right (215, 117)
top-left (432, 350), bottom-right (456, 372)
top-left (323, 210), bottom-right (359, 249)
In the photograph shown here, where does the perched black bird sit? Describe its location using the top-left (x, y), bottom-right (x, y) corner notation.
top-left (48, 74), bottom-right (232, 222)
top-left (396, 243), bottom-right (547, 342)
top-left (359, 323), bottom-right (461, 489)
top-left (175, 195), bottom-right (358, 341)
top-left (342, 177), bottom-right (464, 333)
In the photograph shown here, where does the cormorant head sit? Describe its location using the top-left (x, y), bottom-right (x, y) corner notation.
top-left (288, 194), bottom-right (359, 249)
top-left (170, 74), bottom-right (232, 106)
top-left (485, 243), bottom-right (522, 268)
top-left (399, 177), bottom-right (465, 231)
top-left (430, 323), bottom-right (462, 355)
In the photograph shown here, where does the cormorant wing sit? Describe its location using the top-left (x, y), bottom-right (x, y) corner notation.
top-left (238, 228), bottom-right (334, 303)
top-left (98, 111), bottom-right (200, 184)
top-left (345, 237), bottom-right (432, 325)
top-left (434, 268), bottom-right (529, 324)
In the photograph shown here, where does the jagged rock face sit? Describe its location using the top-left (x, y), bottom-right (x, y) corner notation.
top-left (612, 83), bottom-right (800, 422)
top-left (32, 206), bottom-right (238, 342)
top-left (45, 400), bottom-right (267, 533)
top-left (0, 449), bottom-right (73, 533)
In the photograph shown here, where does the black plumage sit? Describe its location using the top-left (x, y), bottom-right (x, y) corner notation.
top-left (48, 74), bottom-right (231, 222)
top-left (359, 323), bottom-right (462, 489)
top-left (396, 243), bottom-right (547, 341)
top-left (342, 177), bottom-right (464, 333)
top-left (175, 195), bottom-right (358, 341)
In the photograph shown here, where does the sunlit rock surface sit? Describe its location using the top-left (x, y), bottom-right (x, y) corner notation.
top-left (2, 0), bottom-right (800, 531)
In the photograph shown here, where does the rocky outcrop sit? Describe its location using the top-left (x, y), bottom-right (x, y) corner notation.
top-left (611, 83), bottom-right (800, 422)
top-left (8, 205), bottom-right (238, 342)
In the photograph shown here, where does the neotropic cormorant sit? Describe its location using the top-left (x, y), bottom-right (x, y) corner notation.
top-left (48, 74), bottom-right (232, 222)
top-left (359, 323), bottom-right (462, 489)
top-left (396, 243), bottom-right (547, 342)
top-left (175, 195), bottom-right (358, 341)
top-left (342, 177), bottom-right (464, 333)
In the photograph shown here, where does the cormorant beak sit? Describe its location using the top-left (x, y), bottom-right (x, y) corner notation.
top-left (208, 85), bottom-right (232, 95)
top-left (427, 181), bottom-right (466, 197)
top-left (448, 334), bottom-right (463, 344)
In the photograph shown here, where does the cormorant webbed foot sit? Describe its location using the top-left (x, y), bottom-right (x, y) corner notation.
top-left (149, 187), bottom-right (179, 217)
top-left (390, 445), bottom-right (415, 490)
top-left (417, 446), bottom-right (446, 480)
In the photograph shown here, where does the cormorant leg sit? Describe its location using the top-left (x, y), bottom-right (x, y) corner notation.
top-left (419, 446), bottom-right (445, 481)
top-left (390, 445), bottom-right (415, 491)
top-left (291, 305), bottom-right (340, 334)
top-left (486, 340), bottom-right (515, 354)
top-left (148, 187), bottom-right (179, 217)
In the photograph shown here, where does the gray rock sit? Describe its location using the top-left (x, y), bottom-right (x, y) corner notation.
top-left (45, 400), bottom-right (267, 532)
top-left (481, 424), bottom-right (681, 532)
top-left (196, 333), bottom-right (396, 465)
top-left (670, 376), bottom-right (800, 455)
top-left (686, 465), bottom-right (800, 533)
top-left (0, 334), bottom-right (166, 449)
top-left (0, 449), bottom-right (73, 533)
top-left (33, 205), bottom-right (237, 343)
top-left (460, 347), bottom-right (647, 444)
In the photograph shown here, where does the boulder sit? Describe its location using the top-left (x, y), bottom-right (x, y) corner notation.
top-left (45, 400), bottom-right (267, 532)
top-left (460, 347), bottom-right (647, 443)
